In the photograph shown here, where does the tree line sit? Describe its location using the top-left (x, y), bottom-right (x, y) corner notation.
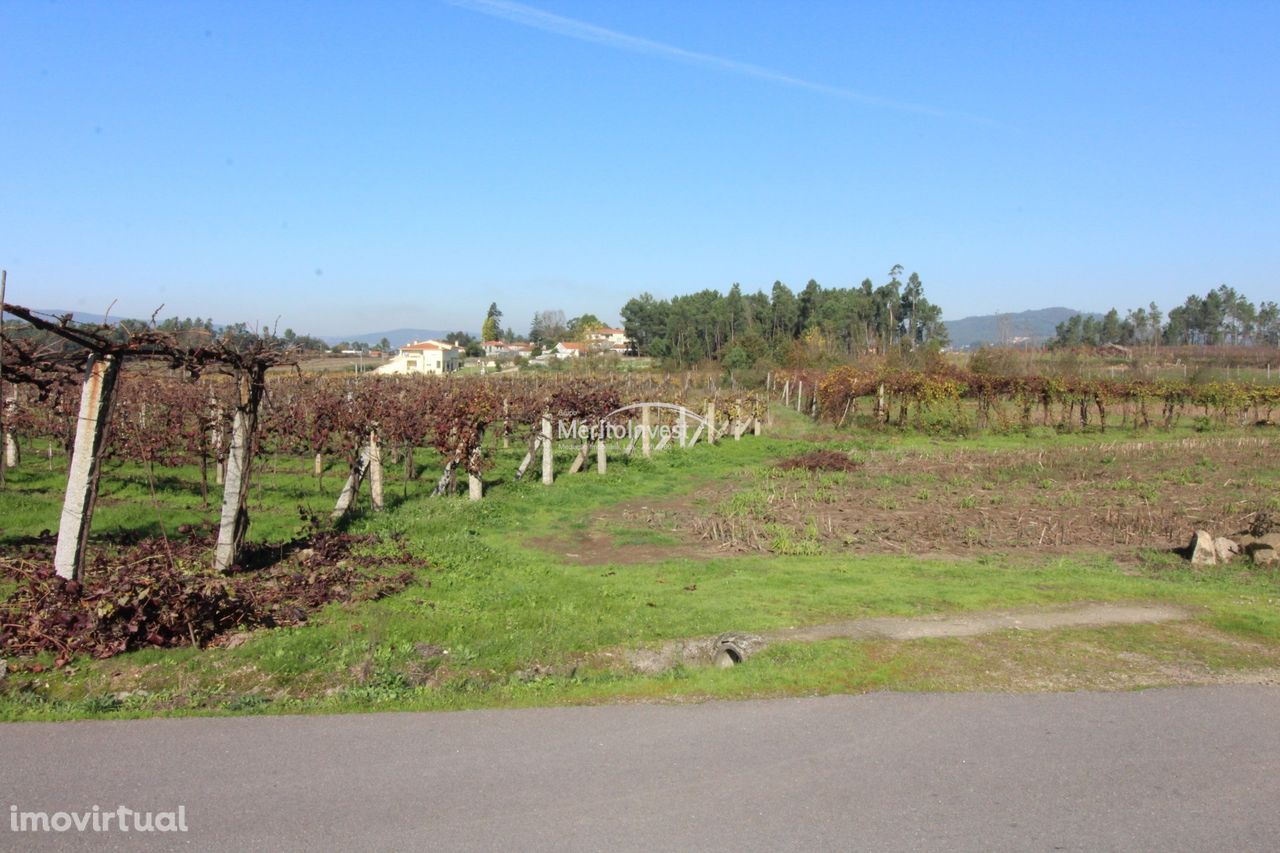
top-left (1051, 285), bottom-right (1280, 348)
top-left (620, 267), bottom-right (947, 367)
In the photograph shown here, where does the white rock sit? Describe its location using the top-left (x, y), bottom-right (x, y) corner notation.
top-left (1189, 530), bottom-right (1217, 565)
top-left (1214, 537), bottom-right (1241, 563)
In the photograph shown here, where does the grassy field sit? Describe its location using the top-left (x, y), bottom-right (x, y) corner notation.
top-left (2, 409), bottom-right (1279, 721)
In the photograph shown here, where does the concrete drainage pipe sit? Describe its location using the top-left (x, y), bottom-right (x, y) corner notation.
top-left (712, 632), bottom-right (766, 667)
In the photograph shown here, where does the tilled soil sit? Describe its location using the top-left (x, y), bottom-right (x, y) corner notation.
top-left (686, 435), bottom-right (1280, 555)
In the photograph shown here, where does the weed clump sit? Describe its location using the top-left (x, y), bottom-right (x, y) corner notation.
top-left (775, 450), bottom-right (862, 473)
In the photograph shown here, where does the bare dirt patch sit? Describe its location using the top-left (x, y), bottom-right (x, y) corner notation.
top-left (769, 602), bottom-right (1192, 643)
top-left (686, 435), bottom-right (1280, 555)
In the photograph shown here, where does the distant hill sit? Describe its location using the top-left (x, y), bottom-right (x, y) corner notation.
top-left (944, 307), bottom-right (1099, 349)
top-left (23, 308), bottom-right (135, 326)
top-left (14, 311), bottom-right (460, 350)
top-left (321, 328), bottom-right (462, 348)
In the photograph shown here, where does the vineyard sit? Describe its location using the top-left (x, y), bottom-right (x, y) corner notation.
top-left (803, 366), bottom-right (1280, 432)
top-left (3, 310), bottom-right (1280, 717)
top-left (6, 369), bottom-right (766, 493)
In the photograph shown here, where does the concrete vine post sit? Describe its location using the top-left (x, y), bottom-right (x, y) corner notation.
top-left (213, 363), bottom-right (268, 573)
top-left (4, 427), bottom-right (17, 470)
top-left (432, 460), bottom-right (457, 496)
top-left (467, 440), bottom-right (484, 501)
top-left (641, 404), bottom-right (652, 458)
top-left (206, 391), bottom-right (224, 486)
top-left (54, 352), bottom-right (122, 580)
top-left (368, 430), bottom-right (384, 511)
top-left (706, 399), bottom-right (716, 446)
top-left (596, 420), bottom-right (607, 474)
top-left (332, 446), bottom-right (369, 518)
top-left (541, 414), bottom-right (553, 485)
top-left (567, 438), bottom-right (588, 474)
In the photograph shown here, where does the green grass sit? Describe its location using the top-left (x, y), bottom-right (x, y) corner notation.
top-left (3, 421), bottom-right (1280, 721)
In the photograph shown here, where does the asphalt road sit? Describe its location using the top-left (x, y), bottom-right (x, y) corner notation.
top-left (2, 686), bottom-right (1278, 851)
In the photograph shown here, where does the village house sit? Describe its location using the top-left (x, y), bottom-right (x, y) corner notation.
top-left (374, 340), bottom-right (462, 375)
top-left (483, 340), bottom-right (535, 360)
top-left (586, 327), bottom-right (632, 354)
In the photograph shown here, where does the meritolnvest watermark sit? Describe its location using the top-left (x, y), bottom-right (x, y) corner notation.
top-left (556, 402), bottom-right (708, 442)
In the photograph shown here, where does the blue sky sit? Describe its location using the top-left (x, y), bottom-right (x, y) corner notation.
top-left (2, 0), bottom-right (1276, 336)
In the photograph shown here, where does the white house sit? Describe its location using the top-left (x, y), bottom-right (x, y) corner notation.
top-left (591, 327), bottom-right (628, 346)
top-left (553, 341), bottom-right (585, 358)
top-left (586, 327), bottom-right (631, 354)
top-left (374, 340), bottom-right (461, 375)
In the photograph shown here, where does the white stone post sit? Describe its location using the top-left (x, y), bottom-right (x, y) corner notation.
top-left (369, 432), bottom-right (384, 511)
top-left (641, 404), bottom-right (652, 458)
top-left (54, 353), bottom-right (121, 580)
top-left (541, 414), bottom-right (553, 485)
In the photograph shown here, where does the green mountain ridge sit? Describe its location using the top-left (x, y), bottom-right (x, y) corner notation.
top-left (944, 307), bottom-right (1099, 349)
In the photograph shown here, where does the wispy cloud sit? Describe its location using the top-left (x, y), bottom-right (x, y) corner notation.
top-left (448, 0), bottom-right (991, 123)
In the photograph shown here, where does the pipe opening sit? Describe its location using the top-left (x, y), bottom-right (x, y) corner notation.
top-left (714, 646), bottom-right (742, 668)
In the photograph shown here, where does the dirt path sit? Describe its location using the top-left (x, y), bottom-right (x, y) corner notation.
top-left (770, 602), bottom-right (1191, 643)
top-left (628, 602), bottom-right (1195, 672)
